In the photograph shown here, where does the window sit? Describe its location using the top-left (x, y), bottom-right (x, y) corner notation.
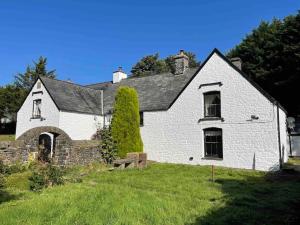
top-left (32, 99), bottom-right (42, 118)
top-left (204, 128), bottom-right (223, 158)
top-left (140, 112), bottom-right (144, 126)
top-left (204, 91), bottom-right (221, 117)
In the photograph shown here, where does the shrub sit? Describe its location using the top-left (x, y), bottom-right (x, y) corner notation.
top-left (111, 86), bottom-right (143, 158)
top-left (8, 161), bottom-right (27, 174)
top-left (100, 126), bottom-right (117, 164)
top-left (29, 164), bottom-right (65, 191)
top-left (29, 171), bottom-right (45, 191)
top-left (0, 174), bottom-right (5, 190)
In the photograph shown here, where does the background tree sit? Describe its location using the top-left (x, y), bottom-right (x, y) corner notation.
top-left (228, 11), bottom-right (300, 115)
top-left (131, 54), bottom-right (168, 77)
top-left (0, 85), bottom-right (26, 126)
top-left (131, 51), bottom-right (200, 77)
top-left (111, 86), bottom-right (143, 158)
top-left (14, 56), bottom-right (56, 91)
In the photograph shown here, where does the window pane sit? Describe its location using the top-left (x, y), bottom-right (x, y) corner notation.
top-left (204, 92), bottom-right (221, 117)
top-left (204, 128), bottom-right (223, 158)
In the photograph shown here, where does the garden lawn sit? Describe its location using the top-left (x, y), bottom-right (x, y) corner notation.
top-left (1, 163), bottom-right (300, 225)
top-left (0, 135), bottom-right (15, 141)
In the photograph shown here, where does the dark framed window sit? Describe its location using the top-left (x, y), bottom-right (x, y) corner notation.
top-left (204, 91), bottom-right (221, 117)
top-left (32, 99), bottom-right (42, 118)
top-left (140, 112), bottom-right (144, 126)
top-left (204, 128), bottom-right (223, 158)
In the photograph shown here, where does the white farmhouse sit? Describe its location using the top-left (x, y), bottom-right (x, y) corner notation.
top-left (16, 49), bottom-right (289, 171)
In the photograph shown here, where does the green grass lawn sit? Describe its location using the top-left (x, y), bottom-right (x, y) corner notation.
top-left (0, 134), bottom-right (15, 141)
top-left (1, 163), bottom-right (300, 225)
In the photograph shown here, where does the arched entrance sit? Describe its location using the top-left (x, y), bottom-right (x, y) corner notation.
top-left (17, 126), bottom-right (72, 164)
top-left (38, 132), bottom-right (54, 162)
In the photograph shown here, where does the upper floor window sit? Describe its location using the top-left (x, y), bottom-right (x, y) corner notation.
top-left (32, 99), bottom-right (41, 118)
top-left (204, 91), bottom-right (221, 117)
top-left (204, 128), bottom-right (223, 159)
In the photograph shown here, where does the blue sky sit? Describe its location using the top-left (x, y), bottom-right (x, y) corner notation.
top-left (0, 0), bottom-right (299, 86)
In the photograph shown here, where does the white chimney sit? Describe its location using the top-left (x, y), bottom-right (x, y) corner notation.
top-left (113, 67), bottom-right (127, 83)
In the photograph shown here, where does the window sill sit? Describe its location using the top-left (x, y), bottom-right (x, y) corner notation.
top-left (30, 117), bottom-right (45, 121)
top-left (202, 157), bottom-right (223, 161)
top-left (198, 117), bottom-right (224, 122)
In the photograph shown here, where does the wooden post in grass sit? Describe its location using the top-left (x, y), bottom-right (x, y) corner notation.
top-left (211, 165), bottom-right (214, 182)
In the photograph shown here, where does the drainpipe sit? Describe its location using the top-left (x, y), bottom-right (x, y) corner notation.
top-left (101, 90), bottom-right (104, 128)
top-left (276, 102), bottom-right (282, 169)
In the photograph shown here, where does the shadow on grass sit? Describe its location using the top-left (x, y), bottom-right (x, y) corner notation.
top-left (0, 190), bottom-right (22, 204)
top-left (187, 170), bottom-right (300, 225)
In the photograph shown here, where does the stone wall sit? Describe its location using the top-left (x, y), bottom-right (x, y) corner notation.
top-left (0, 141), bottom-right (28, 164)
top-left (0, 139), bottom-right (102, 166)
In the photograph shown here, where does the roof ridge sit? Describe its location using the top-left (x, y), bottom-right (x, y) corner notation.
top-left (85, 81), bottom-right (113, 86)
top-left (40, 76), bottom-right (103, 93)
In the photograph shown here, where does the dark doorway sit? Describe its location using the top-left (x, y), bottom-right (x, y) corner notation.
top-left (38, 133), bottom-right (52, 162)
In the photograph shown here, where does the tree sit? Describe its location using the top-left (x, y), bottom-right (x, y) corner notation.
top-left (111, 86), bottom-right (143, 158)
top-left (14, 56), bottom-right (56, 90)
top-left (131, 54), bottom-right (168, 77)
top-left (0, 85), bottom-right (26, 123)
top-left (228, 11), bottom-right (300, 115)
top-left (131, 51), bottom-right (200, 77)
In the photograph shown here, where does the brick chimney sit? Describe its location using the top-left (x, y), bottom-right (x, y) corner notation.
top-left (113, 67), bottom-right (127, 83)
top-left (230, 57), bottom-right (242, 70)
top-left (174, 50), bottom-right (189, 75)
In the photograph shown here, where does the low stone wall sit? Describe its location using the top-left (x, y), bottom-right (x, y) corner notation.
top-left (0, 139), bottom-right (102, 166)
top-left (0, 141), bottom-right (28, 164)
top-left (65, 141), bottom-right (102, 165)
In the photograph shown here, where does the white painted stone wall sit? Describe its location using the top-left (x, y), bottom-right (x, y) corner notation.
top-left (141, 53), bottom-right (287, 171)
top-left (16, 79), bottom-right (60, 138)
top-left (59, 111), bottom-right (102, 140)
top-left (279, 107), bottom-right (289, 163)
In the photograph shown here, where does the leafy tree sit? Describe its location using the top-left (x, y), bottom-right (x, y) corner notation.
top-left (0, 85), bottom-right (26, 123)
top-left (228, 11), bottom-right (300, 115)
top-left (131, 54), bottom-right (168, 77)
top-left (131, 51), bottom-right (200, 77)
top-left (111, 86), bottom-right (143, 158)
top-left (14, 56), bottom-right (56, 90)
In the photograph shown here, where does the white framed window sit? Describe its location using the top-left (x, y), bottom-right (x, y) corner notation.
top-left (204, 128), bottom-right (223, 159)
top-left (204, 91), bottom-right (221, 118)
top-left (32, 99), bottom-right (42, 118)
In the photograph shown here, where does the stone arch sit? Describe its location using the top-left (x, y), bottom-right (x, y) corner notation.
top-left (17, 126), bottom-right (72, 144)
top-left (17, 126), bottom-right (73, 165)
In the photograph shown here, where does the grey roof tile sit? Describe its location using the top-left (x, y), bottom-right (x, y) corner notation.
top-left (40, 68), bottom-right (198, 115)
top-left (40, 76), bottom-right (103, 115)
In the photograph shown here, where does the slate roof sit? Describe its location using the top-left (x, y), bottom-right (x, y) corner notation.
top-left (39, 67), bottom-right (198, 115)
top-left (86, 68), bottom-right (198, 114)
top-left (37, 48), bottom-right (286, 115)
top-left (40, 76), bottom-right (103, 115)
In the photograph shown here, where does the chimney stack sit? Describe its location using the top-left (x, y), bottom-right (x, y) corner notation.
top-left (230, 57), bottom-right (242, 70)
top-left (174, 50), bottom-right (189, 75)
top-left (113, 67), bottom-right (127, 83)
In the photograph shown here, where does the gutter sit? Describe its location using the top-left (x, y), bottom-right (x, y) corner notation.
top-left (276, 102), bottom-right (282, 169)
